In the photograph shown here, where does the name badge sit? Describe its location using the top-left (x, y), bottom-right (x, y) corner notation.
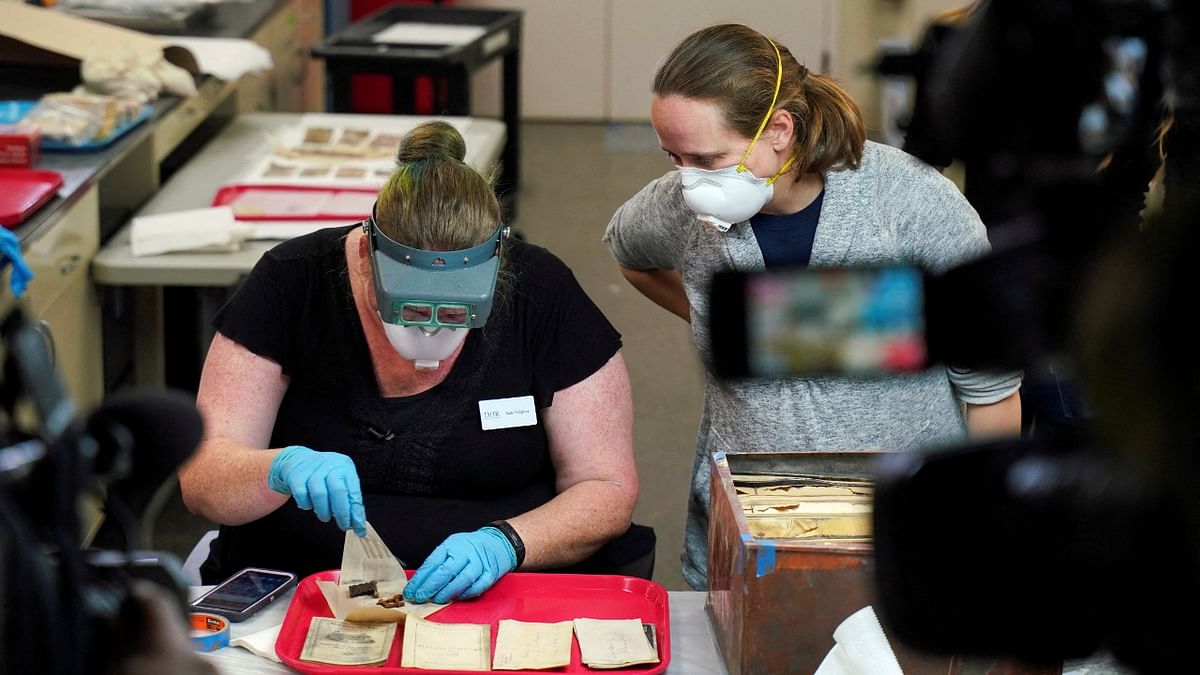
top-left (478, 395), bottom-right (537, 430)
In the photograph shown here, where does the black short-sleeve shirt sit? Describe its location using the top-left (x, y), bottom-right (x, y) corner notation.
top-left (200, 225), bottom-right (623, 582)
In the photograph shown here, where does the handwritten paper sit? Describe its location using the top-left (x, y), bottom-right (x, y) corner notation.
top-left (314, 522), bottom-right (446, 623)
top-left (401, 616), bottom-right (491, 671)
top-left (341, 523), bottom-right (406, 588)
top-left (573, 618), bottom-right (660, 669)
top-left (492, 619), bottom-right (573, 670)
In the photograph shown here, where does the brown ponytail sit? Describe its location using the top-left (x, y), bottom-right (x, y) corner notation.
top-left (792, 71), bottom-right (866, 173)
top-left (653, 24), bottom-right (865, 176)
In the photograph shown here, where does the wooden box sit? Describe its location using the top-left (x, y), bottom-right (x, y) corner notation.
top-left (706, 451), bottom-right (1060, 675)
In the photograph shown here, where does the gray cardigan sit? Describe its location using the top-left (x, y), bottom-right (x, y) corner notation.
top-left (604, 141), bottom-right (1022, 589)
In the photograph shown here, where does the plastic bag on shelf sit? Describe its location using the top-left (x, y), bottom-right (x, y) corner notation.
top-left (24, 92), bottom-right (141, 145)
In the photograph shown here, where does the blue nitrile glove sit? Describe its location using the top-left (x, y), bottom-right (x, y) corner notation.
top-left (267, 445), bottom-right (367, 536)
top-left (403, 527), bottom-right (517, 604)
top-left (0, 229), bottom-right (33, 298)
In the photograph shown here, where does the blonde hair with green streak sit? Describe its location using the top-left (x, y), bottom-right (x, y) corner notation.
top-left (373, 120), bottom-right (513, 309)
top-left (375, 120), bottom-right (501, 251)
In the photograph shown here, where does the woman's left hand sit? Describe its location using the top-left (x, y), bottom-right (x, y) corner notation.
top-left (403, 527), bottom-right (517, 604)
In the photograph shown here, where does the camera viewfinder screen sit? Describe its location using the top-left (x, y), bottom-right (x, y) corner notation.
top-left (746, 266), bottom-right (926, 376)
top-left (196, 570), bottom-right (292, 612)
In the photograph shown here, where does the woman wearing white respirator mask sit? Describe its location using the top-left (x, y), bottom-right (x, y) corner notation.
top-left (182, 121), bottom-right (655, 603)
top-left (604, 24), bottom-right (1022, 590)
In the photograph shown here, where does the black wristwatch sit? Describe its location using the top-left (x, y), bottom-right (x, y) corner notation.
top-left (487, 519), bottom-right (526, 568)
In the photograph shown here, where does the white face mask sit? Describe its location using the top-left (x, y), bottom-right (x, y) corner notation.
top-left (381, 321), bottom-right (468, 371)
top-left (678, 164), bottom-right (776, 232)
top-left (674, 37), bottom-right (797, 232)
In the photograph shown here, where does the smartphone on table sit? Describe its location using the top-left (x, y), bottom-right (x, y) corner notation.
top-left (190, 567), bottom-right (298, 622)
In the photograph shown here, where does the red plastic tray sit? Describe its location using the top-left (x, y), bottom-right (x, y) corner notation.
top-left (276, 570), bottom-right (670, 674)
top-left (0, 168), bottom-right (63, 228)
top-left (212, 184), bottom-right (377, 221)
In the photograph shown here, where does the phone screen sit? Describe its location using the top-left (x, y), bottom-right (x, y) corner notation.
top-left (194, 569), bottom-right (294, 613)
top-left (713, 265), bottom-right (927, 378)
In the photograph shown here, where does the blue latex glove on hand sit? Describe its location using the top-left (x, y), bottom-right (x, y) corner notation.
top-left (0, 229), bottom-right (33, 298)
top-left (403, 527), bottom-right (517, 604)
top-left (267, 445), bottom-right (367, 536)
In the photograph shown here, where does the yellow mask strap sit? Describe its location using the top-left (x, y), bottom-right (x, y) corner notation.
top-left (736, 39), bottom-right (791, 180)
top-left (766, 154), bottom-right (798, 186)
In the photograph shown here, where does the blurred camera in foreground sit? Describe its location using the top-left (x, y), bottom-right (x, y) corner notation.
top-left (1, 307), bottom-right (207, 674)
top-left (709, 0), bottom-right (1200, 670)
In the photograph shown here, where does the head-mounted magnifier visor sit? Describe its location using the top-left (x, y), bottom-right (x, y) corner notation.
top-left (365, 210), bottom-right (504, 329)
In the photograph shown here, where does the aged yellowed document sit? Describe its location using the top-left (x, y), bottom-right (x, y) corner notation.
top-left (492, 619), bottom-right (573, 670)
top-left (299, 617), bottom-right (396, 666)
top-left (573, 618), bottom-right (660, 669)
top-left (400, 615), bottom-right (491, 671)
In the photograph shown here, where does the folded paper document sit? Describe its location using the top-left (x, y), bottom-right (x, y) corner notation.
top-left (130, 206), bottom-right (251, 256)
top-left (315, 522), bottom-right (446, 624)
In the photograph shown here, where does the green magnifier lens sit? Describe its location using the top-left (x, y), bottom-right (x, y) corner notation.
top-left (436, 305), bottom-right (470, 326)
top-left (400, 303), bottom-right (434, 324)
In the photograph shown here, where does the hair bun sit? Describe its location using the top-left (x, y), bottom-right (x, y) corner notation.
top-left (396, 120), bottom-right (467, 164)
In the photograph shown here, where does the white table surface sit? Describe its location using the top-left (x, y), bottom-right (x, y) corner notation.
top-left (93, 112), bottom-right (506, 288)
top-left (190, 587), bottom-right (727, 674)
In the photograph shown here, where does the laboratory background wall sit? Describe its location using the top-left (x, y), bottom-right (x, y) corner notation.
top-left (455, 0), bottom-right (969, 132)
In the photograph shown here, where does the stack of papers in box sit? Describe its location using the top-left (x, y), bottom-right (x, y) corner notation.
top-left (734, 474), bottom-right (874, 541)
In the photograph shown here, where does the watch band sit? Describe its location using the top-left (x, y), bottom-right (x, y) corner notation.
top-left (487, 519), bottom-right (526, 568)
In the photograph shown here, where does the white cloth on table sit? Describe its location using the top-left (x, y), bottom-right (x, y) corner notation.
top-left (814, 606), bottom-right (904, 675)
top-left (228, 624), bottom-right (282, 663)
top-left (130, 207), bottom-right (251, 256)
top-left (159, 36), bottom-right (273, 82)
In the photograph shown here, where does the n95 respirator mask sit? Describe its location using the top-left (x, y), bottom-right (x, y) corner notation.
top-left (380, 323), bottom-right (468, 371)
top-left (678, 165), bottom-right (775, 232)
top-left (675, 37), bottom-right (798, 232)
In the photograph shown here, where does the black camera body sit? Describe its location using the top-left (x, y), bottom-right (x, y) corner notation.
top-left (872, 0), bottom-right (1200, 670)
top-left (708, 1), bottom-right (1200, 672)
top-left (872, 438), bottom-right (1200, 671)
top-left (1, 308), bottom-right (202, 674)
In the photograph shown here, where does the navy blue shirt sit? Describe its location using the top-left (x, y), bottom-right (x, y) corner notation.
top-left (751, 189), bottom-right (824, 268)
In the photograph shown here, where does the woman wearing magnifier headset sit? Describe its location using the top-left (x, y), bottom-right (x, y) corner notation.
top-left (604, 24), bottom-right (1022, 590)
top-left (180, 121), bottom-right (654, 603)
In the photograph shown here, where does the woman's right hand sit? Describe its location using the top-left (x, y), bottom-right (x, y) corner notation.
top-left (267, 445), bottom-right (367, 536)
top-left (403, 527), bottom-right (518, 604)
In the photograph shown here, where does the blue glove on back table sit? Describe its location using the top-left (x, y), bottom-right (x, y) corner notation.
top-left (268, 445), bottom-right (367, 536)
top-left (404, 527), bottom-right (518, 604)
top-left (1, 228), bottom-right (33, 298)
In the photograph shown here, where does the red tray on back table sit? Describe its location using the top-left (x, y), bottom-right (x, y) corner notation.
top-left (0, 168), bottom-right (63, 228)
top-left (212, 184), bottom-right (377, 221)
top-left (276, 569), bottom-right (671, 674)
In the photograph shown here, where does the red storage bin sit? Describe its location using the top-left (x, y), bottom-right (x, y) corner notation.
top-left (349, 0), bottom-right (452, 114)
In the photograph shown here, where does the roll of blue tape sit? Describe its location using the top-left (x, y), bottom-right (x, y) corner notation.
top-left (190, 612), bottom-right (231, 652)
